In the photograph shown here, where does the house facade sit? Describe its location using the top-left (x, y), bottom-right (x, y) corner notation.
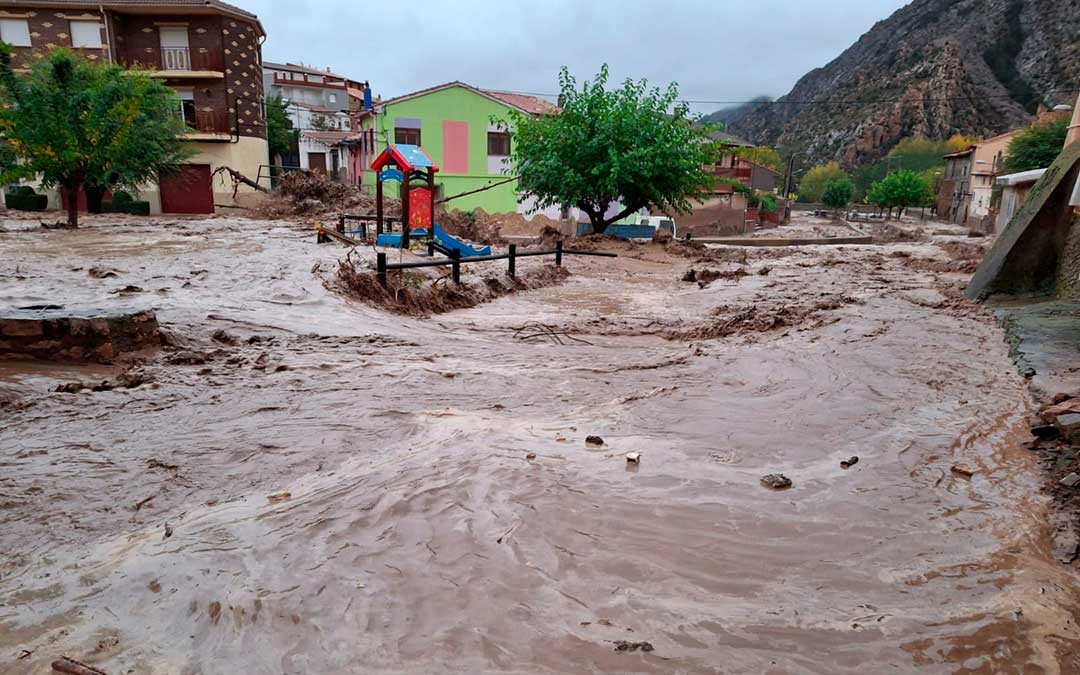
top-left (356, 81), bottom-right (556, 214)
top-left (938, 146), bottom-right (974, 223)
top-left (0, 0), bottom-right (268, 213)
top-left (263, 63), bottom-right (360, 128)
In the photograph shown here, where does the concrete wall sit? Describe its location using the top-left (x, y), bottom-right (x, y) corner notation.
top-left (967, 143), bottom-right (1080, 299)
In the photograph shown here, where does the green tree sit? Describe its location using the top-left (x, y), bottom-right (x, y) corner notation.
top-left (734, 146), bottom-right (784, 173)
top-left (798, 161), bottom-right (846, 203)
top-left (853, 136), bottom-right (951, 198)
top-left (821, 176), bottom-right (853, 212)
top-left (866, 170), bottom-right (931, 219)
top-left (265, 95), bottom-right (297, 162)
top-left (1003, 116), bottom-right (1069, 174)
top-left (0, 47), bottom-right (191, 227)
top-left (506, 65), bottom-right (719, 234)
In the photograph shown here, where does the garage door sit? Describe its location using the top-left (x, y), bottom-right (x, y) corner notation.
top-left (160, 164), bottom-right (214, 214)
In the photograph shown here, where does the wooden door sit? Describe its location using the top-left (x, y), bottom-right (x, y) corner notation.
top-left (160, 164), bottom-right (214, 214)
top-left (308, 153), bottom-right (327, 174)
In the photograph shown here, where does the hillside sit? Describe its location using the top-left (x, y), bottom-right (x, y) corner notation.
top-left (717, 0), bottom-right (1079, 169)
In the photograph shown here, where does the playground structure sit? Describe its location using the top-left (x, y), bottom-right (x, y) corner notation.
top-left (321, 143), bottom-right (492, 257)
top-left (372, 144), bottom-right (491, 256)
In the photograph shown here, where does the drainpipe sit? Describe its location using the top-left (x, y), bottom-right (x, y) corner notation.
top-left (1066, 89), bottom-right (1080, 147)
top-left (99, 4), bottom-right (113, 64)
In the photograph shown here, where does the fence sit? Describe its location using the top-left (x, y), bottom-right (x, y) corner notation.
top-left (376, 240), bottom-right (616, 287)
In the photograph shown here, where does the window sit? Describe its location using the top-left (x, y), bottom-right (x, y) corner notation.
top-left (328, 93), bottom-right (337, 104)
top-left (395, 128), bottom-right (420, 146)
top-left (487, 131), bottom-right (511, 156)
top-left (308, 74), bottom-right (324, 84)
top-left (70, 20), bottom-right (103, 48)
top-left (173, 90), bottom-right (196, 128)
top-left (159, 26), bottom-right (190, 70)
top-left (0, 19), bottom-right (31, 47)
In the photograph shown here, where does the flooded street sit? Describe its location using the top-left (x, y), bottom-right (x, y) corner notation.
top-left (2, 218), bottom-right (1079, 674)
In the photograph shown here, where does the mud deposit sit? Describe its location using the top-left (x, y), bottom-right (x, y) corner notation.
top-left (1, 218), bottom-right (1079, 674)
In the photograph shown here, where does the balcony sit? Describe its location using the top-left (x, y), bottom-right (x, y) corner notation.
top-left (172, 108), bottom-right (232, 140)
top-left (123, 47), bottom-right (225, 77)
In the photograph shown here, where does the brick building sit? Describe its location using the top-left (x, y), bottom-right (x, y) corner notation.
top-left (0, 0), bottom-right (268, 213)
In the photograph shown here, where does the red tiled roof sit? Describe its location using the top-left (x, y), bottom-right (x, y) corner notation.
top-left (264, 61), bottom-right (349, 81)
top-left (301, 130), bottom-right (357, 144)
top-left (9, 0), bottom-right (263, 34)
top-left (483, 90), bottom-right (559, 115)
top-left (377, 81), bottom-right (558, 116)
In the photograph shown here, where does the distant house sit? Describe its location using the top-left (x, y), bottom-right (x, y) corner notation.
top-left (298, 130), bottom-right (362, 183)
top-left (263, 62), bottom-right (366, 129)
top-left (995, 168), bottom-right (1046, 231)
top-left (355, 81), bottom-right (557, 214)
top-left (706, 132), bottom-right (781, 194)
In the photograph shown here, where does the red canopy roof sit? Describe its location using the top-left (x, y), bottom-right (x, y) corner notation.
top-left (370, 144), bottom-right (439, 173)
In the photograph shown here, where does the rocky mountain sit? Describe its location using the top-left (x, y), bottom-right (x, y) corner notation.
top-left (716, 0), bottom-right (1080, 169)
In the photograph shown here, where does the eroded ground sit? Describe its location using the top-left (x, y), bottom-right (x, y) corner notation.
top-left (1, 217), bottom-right (1079, 674)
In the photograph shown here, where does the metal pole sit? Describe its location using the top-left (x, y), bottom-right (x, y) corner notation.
top-left (451, 249), bottom-right (461, 284)
top-left (401, 170), bottom-right (411, 248)
top-left (508, 243), bottom-right (517, 278)
top-left (376, 252), bottom-right (387, 287)
top-left (555, 240), bottom-right (563, 267)
top-left (376, 174), bottom-right (383, 236)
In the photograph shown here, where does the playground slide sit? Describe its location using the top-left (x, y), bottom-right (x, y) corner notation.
top-left (376, 224), bottom-right (492, 257)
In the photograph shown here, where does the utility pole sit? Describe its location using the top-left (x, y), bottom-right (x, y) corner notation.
top-left (783, 154), bottom-right (795, 198)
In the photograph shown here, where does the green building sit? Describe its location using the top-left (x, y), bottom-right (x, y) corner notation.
top-left (356, 82), bottom-right (557, 214)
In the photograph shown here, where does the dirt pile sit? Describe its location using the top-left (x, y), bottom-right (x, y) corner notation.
top-left (255, 172), bottom-right (397, 219)
top-left (873, 223), bottom-right (927, 243)
top-left (665, 294), bottom-right (862, 341)
top-left (682, 267), bottom-right (749, 288)
top-left (327, 252), bottom-right (569, 315)
top-left (936, 240), bottom-right (989, 261)
top-left (437, 208), bottom-right (564, 244)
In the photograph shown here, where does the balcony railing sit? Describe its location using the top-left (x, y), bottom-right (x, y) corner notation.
top-left (123, 47), bottom-right (225, 73)
top-left (172, 108), bottom-right (232, 135)
top-left (189, 109), bottom-right (231, 135)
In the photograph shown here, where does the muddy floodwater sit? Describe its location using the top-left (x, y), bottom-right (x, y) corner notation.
top-left (2, 217), bottom-right (1079, 674)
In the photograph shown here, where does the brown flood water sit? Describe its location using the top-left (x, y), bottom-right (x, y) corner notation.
top-left (1, 217), bottom-right (1079, 674)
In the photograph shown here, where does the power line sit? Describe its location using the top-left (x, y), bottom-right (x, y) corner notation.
top-left (478, 87), bottom-right (1080, 108)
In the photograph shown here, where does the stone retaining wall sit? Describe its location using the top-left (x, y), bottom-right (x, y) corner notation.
top-left (0, 309), bottom-right (160, 363)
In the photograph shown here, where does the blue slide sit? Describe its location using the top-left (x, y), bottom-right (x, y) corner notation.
top-left (376, 223), bottom-right (492, 257)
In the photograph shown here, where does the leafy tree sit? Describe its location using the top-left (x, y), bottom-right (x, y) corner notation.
top-left (854, 136), bottom-right (952, 197)
top-left (734, 146), bottom-right (784, 173)
top-left (945, 134), bottom-right (978, 153)
top-left (0, 46), bottom-right (191, 227)
top-left (866, 170), bottom-right (931, 219)
top-left (1003, 116), bottom-right (1069, 174)
top-left (798, 161), bottom-right (846, 203)
top-left (266, 95), bottom-right (297, 162)
top-left (821, 176), bottom-right (853, 212)
top-left (757, 192), bottom-right (778, 213)
top-left (506, 64), bottom-right (719, 234)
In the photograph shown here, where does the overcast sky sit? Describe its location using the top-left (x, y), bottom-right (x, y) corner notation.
top-left (251, 0), bottom-right (910, 115)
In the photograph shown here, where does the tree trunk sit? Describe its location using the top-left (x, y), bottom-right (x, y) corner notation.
top-left (590, 212), bottom-right (608, 234)
top-left (66, 180), bottom-right (80, 228)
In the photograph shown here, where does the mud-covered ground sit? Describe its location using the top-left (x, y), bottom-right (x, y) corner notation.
top-left (2, 217), bottom-right (1079, 674)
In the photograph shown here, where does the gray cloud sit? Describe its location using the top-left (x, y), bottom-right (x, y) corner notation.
top-left (250, 0), bottom-right (909, 114)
